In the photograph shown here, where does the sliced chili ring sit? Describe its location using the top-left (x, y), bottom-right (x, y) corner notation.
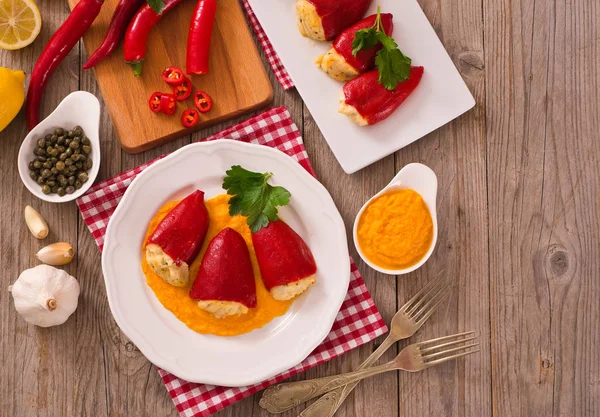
top-left (173, 77), bottom-right (192, 101)
top-left (161, 66), bottom-right (185, 86)
top-left (181, 109), bottom-right (200, 128)
top-left (193, 91), bottom-right (213, 113)
top-left (149, 92), bottom-right (163, 113)
top-left (160, 93), bottom-right (177, 115)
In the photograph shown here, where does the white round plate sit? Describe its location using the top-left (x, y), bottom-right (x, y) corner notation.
top-left (102, 140), bottom-right (350, 387)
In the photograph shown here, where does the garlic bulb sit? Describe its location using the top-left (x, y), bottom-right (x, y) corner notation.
top-left (24, 205), bottom-right (49, 239)
top-left (36, 242), bottom-right (74, 266)
top-left (9, 265), bottom-right (80, 327)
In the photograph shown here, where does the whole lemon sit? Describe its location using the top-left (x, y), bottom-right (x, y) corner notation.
top-left (0, 67), bottom-right (26, 132)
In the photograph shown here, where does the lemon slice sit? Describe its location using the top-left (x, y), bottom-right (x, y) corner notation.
top-left (0, 0), bottom-right (42, 50)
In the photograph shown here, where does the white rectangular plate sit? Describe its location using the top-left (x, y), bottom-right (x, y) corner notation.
top-left (248, 0), bottom-right (475, 173)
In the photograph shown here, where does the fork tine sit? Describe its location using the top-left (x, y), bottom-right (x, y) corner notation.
top-left (403, 274), bottom-right (448, 315)
top-left (423, 349), bottom-right (480, 367)
top-left (422, 343), bottom-right (480, 360)
top-left (413, 281), bottom-right (453, 322)
top-left (419, 336), bottom-right (477, 354)
top-left (399, 274), bottom-right (445, 313)
top-left (417, 331), bottom-right (476, 347)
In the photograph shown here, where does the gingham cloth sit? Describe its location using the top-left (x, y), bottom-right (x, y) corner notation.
top-left (241, 0), bottom-right (294, 90)
top-left (76, 107), bottom-right (387, 417)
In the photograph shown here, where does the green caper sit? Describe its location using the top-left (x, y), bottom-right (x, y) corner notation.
top-left (78, 154), bottom-right (86, 162)
top-left (65, 138), bottom-right (71, 145)
top-left (59, 178), bottom-right (68, 187)
top-left (57, 136), bottom-right (65, 145)
top-left (65, 186), bottom-right (75, 194)
top-left (41, 185), bottom-right (51, 194)
top-left (56, 161), bottom-right (65, 171)
top-left (36, 176), bottom-right (44, 185)
top-left (28, 161), bottom-right (35, 171)
top-left (37, 138), bottom-right (46, 148)
top-left (65, 158), bottom-right (73, 166)
top-left (83, 160), bottom-right (92, 171)
top-left (74, 180), bottom-right (82, 189)
top-left (55, 128), bottom-right (64, 136)
top-left (49, 148), bottom-right (59, 157)
top-left (50, 167), bottom-right (59, 175)
top-left (73, 149), bottom-right (80, 155)
top-left (57, 187), bottom-right (66, 197)
top-left (57, 145), bottom-right (65, 153)
top-left (68, 176), bottom-right (75, 185)
top-left (29, 171), bottom-right (37, 180)
top-left (70, 154), bottom-right (79, 162)
top-left (75, 162), bottom-right (83, 169)
top-left (82, 136), bottom-right (90, 145)
top-left (42, 161), bottom-right (51, 169)
top-left (59, 153), bottom-right (68, 161)
top-left (36, 156), bottom-right (46, 162)
top-left (82, 145), bottom-right (91, 154)
top-left (51, 185), bottom-right (59, 194)
top-left (77, 172), bottom-right (88, 183)
top-left (67, 130), bottom-right (75, 137)
top-left (50, 134), bottom-right (58, 143)
top-left (73, 125), bottom-right (83, 134)
top-left (65, 148), bottom-right (73, 157)
top-left (36, 147), bottom-right (45, 156)
top-left (69, 140), bottom-right (80, 149)
top-left (46, 180), bottom-right (56, 187)
top-left (41, 169), bottom-right (51, 178)
top-left (69, 166), bottom-right (77, 175)
top-left (45, 133), bottom-right (52, 140)
top-left (49, 156), bottom-right (57, 163)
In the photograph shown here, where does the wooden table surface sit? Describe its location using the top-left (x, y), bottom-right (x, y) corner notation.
top-left (1, 1), bottom-right (598, 416)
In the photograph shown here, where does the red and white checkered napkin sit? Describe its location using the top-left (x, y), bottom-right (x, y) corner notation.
top-left (76, 107), bottom-right (387, 417)
top-left (241, 0), bottom-right (294, 90)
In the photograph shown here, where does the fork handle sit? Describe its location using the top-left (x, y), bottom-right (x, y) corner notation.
top-left (259, 361), bottom-right (397, 414)
top-left (298, 335), bottom-right (397, 417)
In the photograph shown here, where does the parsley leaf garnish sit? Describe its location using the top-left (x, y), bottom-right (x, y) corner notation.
top-left (222, 165), bottom-right (291, 233)
top-left (147, 0), bottom-right (165, 14)
top-left (351, 6), bottom-right (412, 90)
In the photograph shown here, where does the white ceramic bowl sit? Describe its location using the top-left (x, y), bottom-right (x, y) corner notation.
top-left (353, 163), bottom-right (438, 275)
top-left (18, 91), bottom-right (101, 203)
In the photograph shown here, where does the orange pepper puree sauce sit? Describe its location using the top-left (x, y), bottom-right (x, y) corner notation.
top-left (141, 194), bottom-right (293, 336)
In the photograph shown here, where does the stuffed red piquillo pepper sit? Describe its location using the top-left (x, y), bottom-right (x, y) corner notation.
top-left (316, 13), bottom-right (393, 81)
top-left (83, 0), bottom-right (144, 69)
top-left (339, 66), bottom-right (424, 126)
top-left (145, 190), bottom-right (210, 287)
top-left (26, 0), bottom-right (104, 130)
top-left (252, 220), bottom-right (317, 301)
top-left (124, 0), bottom-right (185, 76)
top-left (189, 228), bottom-right (257, 318)
top-left (295, 0), bottom-right (372, 41)
top-left (186, 0), bottom-right (217, 75)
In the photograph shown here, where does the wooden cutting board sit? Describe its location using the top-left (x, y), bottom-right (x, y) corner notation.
top-left (68, 0), bottom-right (273, 153)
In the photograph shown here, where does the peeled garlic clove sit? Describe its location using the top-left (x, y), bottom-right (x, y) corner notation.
top-left (36, 242), bottom-right (74, 266)
top-left (24, 205), bottom-right (49, 239)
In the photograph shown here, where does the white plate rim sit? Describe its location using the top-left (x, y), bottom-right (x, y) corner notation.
top-left (101, 140), bottom-right (350, 386)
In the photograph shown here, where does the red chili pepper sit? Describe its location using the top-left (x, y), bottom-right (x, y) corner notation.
top-left (26, 0), bottom-right (104, 130)
top-left (305, 0), bottom-right (372, 40)
top-left (147, 190), bottom-right (210, 266)
top-left (148, 92), bottom-right (163, 113)
top-left (123, 0), bottom-right (185, 76)
top-left (181, 109), bottom-right (199, 127)
top-left (186, 0), bottom-right (217, 75)
top-left (83, 0), bottom-right (144, 69)
top-left (333, 13), bottom-right (393, 73)
top-left (162, 66), bottom-right (185, 85)
top-left (340, 66), bottom-right (424, 125)
top-left (173, 78), bottom-right (192, 101)
top-left (159, 94), bottom-right (177, 115)
top-left (193, 91), bottom-right (213, 113)
top-left (189, 228), bottom-right (257, 309)
top-left (252, 220), bottom-right (316, 300)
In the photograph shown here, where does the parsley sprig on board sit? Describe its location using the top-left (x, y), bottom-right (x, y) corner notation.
top-left (352, 7), bottom-right (412, 90)
top-left (223, 165), bottom-right (291, 233)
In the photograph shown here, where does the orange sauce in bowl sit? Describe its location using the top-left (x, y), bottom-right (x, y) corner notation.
top-left (141, 194), bottom-right (293, 336)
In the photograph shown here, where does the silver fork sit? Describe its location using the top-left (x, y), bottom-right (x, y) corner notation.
top-left (260, 331), bottom-right (480, 414)
top-left (259, 274), bottom-right (454, 415)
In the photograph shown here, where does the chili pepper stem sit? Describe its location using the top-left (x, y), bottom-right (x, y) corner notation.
top-left (129, 61), bottom-right (143, 76)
